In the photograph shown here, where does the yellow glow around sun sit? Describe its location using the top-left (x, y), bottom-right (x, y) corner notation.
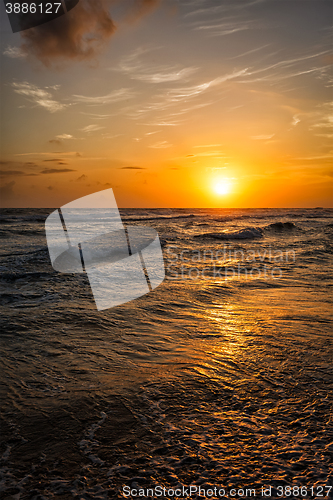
top-left (214, 180), bottom-right (231, 195)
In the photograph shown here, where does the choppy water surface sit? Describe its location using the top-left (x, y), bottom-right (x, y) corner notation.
top-left (0, 208), bottom-right (332, 499)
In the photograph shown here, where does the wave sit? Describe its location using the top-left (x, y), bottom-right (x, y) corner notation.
top-left (265, 222), bottom-right (296, 231)
top-left (123, 214), bottom-right (195, 222)
top-left (0, 271), bottom-right (53, 282)
top-left (194, 227), bottom-right (264, 240)
top-left (211, 211), bottom-right (333, 223)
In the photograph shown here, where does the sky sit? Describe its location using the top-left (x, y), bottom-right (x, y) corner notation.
top-left (0, 0), bottom-right (332, 208)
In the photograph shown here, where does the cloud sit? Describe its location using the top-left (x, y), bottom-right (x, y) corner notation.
top-left (184, 150), bottom-right (226, 158)
top-left (73, 88), bottom-right (136, 105)
top-left (12, 82), bottom-right (66, 113)
top-left (184, 1), bottom-right (261, 37)
top-left (117, 48), bottom-right (198, 83)
top-left (0, 159), bottom-right (41, 176)
top-left (49, 135), bottom-right (73, 145)
top-left (14, 151), bottom-right (82, 157)
top-left (81, 124), bottom-right (106, 132)
top-left (3, 45), bottom-right (26, 59)
top-left (0, 170), bottom-right (38, 177)
top-left (82, 112), bottom-right (114, 119)
top-left (76, 174), bottom-right (88, 181)
top-left (236, 50), bottom-right (332, 85)
top-left (149, 141), bottom-right (171, 148)
top-left (43, 158), bottom-right (63, 162)
top-left (194, 144), bottom-right (223, 148)
top-left (125, 69), bottom-right (248, 120)
top-left (0, 170), bottom-right (24, 176)
top-left (251, 134), bottom-right (275, 140)
top-left (56, 134), bottom-right (73, 139)
top-left (194, 22), bottom-right (253, 37)
top-left (119, 166), bottom-right (146, 170)
top-left (19, 0), bottom-right (161, 66)
top-left (41, 168), bottom-right (76, 174)
top-left (166, 70), bottom-right (248, 102)
top-left (291, 115), bottom-right (300, 127)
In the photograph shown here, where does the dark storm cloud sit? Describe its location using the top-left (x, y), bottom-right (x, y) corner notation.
top-left (20, 0), bottom-right (161, 66)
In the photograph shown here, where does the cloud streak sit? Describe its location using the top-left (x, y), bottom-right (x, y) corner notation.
top-left (116, 48), bottom-right (198, 83)
top-left (124, 69), bottom-right (248, 121)
top-left (81, 124), bottom-right (106, 132)
top-left (3, 46), bottom-right (26, 59)
top-left (73, 88), bottom-right (136, 105)
top-left (41, 168), bottom-right (77, 174)
top-left (119, 166), bottom-right (146, 170)
top-left (12, 82), bottom-right (66, 113)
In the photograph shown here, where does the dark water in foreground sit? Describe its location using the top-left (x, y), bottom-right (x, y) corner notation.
top-left (0, 208), bottom-right (332, 499)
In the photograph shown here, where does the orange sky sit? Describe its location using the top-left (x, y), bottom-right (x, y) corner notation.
top-left (0, 0), bottom-right (332, 207)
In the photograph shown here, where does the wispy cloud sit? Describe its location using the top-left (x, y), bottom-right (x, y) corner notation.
top-left (183, 0), bottom-right (262, 37)
top-left (119, 166), bottom-right (146, 170)
top-left (81, 124), bottom-right (106, 133)
top-left (3, 46), bottom-right (26, 59)
top-left (236, 50), bottom-right (332, 85)
top-left (251, 134), bottom-right (275, 140)
top-left (81, 112), bottom-right (114, 119)
top-left (149, 141), bottom-right (172, 149)
top-left (185, 150), bottom-right (227, 158)
top-left (73, 88), bottom-right (136, 105)
top-left (56, 134), bottom-right (73, 140)
top-left (194, 144), bottom-right (223, 148)
top-left (125, 69), bottom-right (248, 121)
top-left (143, 120), bottom-right (180, 127)
top-left (116, 48), bottom-right (198, 83)
top-left (229, 44), bottom-right (272, 60)
top-left (183, 0), bottom-right (265, 19)
top-left (12, 82), bottom-right (66, 113)
top-left (291, 115), bottom-right (300, 127)
top-left (294, 153), bottom-right (333, 161)
top-left (299, 102), bottom-right (333, 138)
top-left (193, 21), bottom-right (253, 37)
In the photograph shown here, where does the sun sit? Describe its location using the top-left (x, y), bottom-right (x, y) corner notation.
top-left (214, 180), bottom-right (231, 196)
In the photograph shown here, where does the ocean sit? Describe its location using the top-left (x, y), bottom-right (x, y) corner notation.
top-left (0, 208), bottom-right (332, 499)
